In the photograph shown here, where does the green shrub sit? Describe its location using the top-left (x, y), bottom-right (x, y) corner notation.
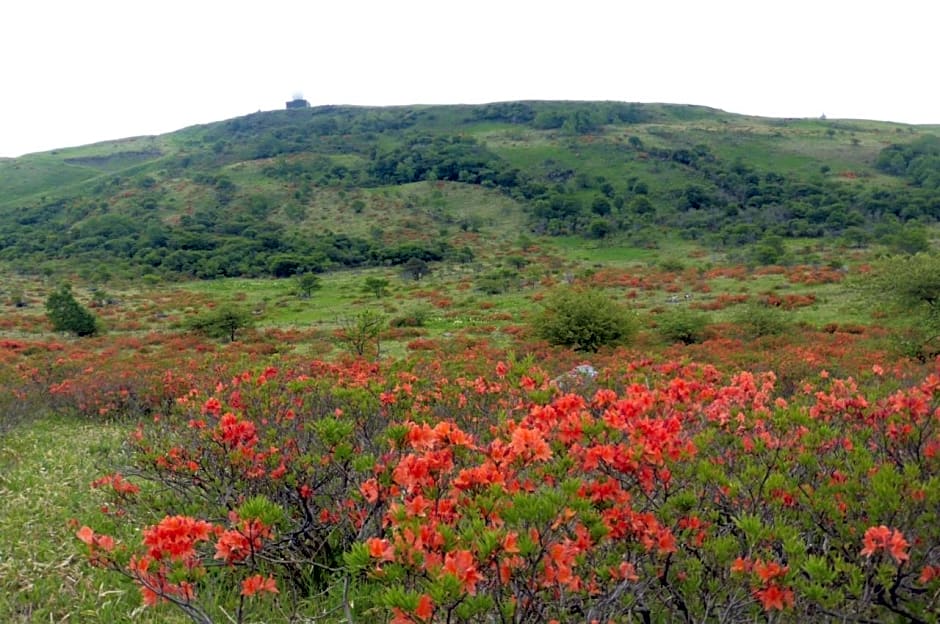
top-left (733, 303), bottom-right (788, 338)
top-left (854, 253), bottom-right (940, 360)
top-left (476, 269), bottom-right (519, 295)
top-left (45, 285), bottom-right (98, 337)
top-left (658, 258), bottom-right (686, 273)
top-left (390, 306), bottom-right (431, 328)
top-left (337, 310), bottom-right (385, 357)
top-left (533, 287), bottom-right (636, 352)
top-left (363, 276), bottom-right (390, 299)
top-left (656, 308), bottom-right (710, 344)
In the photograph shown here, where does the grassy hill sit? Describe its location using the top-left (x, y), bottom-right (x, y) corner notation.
top-left (0, 101), bottom-right (938, 280)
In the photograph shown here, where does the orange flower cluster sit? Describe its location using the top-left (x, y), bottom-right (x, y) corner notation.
top-left (860, 525), bottom-right (909, 563)
top-left (143, 515), bottom-right (216, 562)
top-left (731, 557), bottom-right (794, 611)
top-left (90, 472), bottom-right (140, 497)
top-left (214, 518), bottom-right (271, 564)
top-left (241, 574), bottom-right (278, 597)
top-left (82, 512), bottom-right (277, 608)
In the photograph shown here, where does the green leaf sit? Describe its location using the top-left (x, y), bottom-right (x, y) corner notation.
top-left (476, 529), bottom-right (501, 560)
top-left (236, 495), bottom-right (284, 527)
top-left (455, 594), bottom-right (494, 619)
top-left (707, 534), bottom-right (739, 564)
top-left (343, 542), bottom-right (372, 571)
top-left (352, 453), bottom-right (376, 472)
top-left (802, 555), bottom-right (836, 584)
top-left (313, 417), bottom-right (354, 447)
top-left (381, 586), bottom-right (418, 611)
top-left (428, 572), bottom-right (464, 604)
top-left (733, 513), bottom-right (764, 546)
top-left (868, 464), bottom-right (902, 521)
top-left (385, 425), bottom-right (410, 448)
top-left (334, 442), bottom-right (353, 461)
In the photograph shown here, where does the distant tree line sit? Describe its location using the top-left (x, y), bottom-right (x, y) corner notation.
top-left (0, 190), bottom-right (470, 279)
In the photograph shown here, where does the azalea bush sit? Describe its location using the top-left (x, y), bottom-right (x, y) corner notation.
top-left (72, 352), bottom-right (940, 622)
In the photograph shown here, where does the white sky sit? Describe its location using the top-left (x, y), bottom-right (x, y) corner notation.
top-left (1, 0), bottom-right (937, 158)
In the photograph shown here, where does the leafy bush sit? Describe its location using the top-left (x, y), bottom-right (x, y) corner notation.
top-left (45, 285), bottom-right (98, 336)
top-left (475, 268), bottom-right (520, 295)
top-left (656, 307), bottom-right (710, 344)
top-left (389, 306), bottom-right (431, 328)
top-left (362, 276), bottom-right (390, 299)
top-left (733, 302), bottom-right (789, 338)
top-left (400, 258), bottom-right (431, 281)
top-left (856, 252), bottom-right (940, 359)
top-left (658, 257), bottom-right (686, 272)
top-left (336, 310), bottom-right (385, 357)
top-left (533, 287), bottom-right (636, 351)
top-left (294, 272), bottom-right (322, 298)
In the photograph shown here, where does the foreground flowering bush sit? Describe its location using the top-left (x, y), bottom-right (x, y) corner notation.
top-left (77, 508), bottom-right (278, 624)
top-left (77, 356), bottom-right (940, 622)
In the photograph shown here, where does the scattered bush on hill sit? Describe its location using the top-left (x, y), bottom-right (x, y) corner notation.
top-left (533, 287), bottom-right (636, 351)
top-left (185, 305), bottom-right (254, 342)
top-left (856, 252), bottom-right (940, 360)
top-left (733, 302), bottom-right (789, 338)
top-left (656, 307), bottom-right (710, 344)
top-left (45, 285), bottom-right (98, 337)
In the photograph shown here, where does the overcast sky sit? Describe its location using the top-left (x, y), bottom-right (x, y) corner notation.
top-left (1, 0), bottom-right (937, 158)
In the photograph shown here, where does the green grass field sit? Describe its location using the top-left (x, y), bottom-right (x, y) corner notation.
top-left (0, 415), bottom-right (187, 623)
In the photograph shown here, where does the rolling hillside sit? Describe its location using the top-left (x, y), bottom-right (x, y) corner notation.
top-left (1, 101), bottom-right (938, 279)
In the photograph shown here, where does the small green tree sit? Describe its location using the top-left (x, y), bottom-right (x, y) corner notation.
top-left (856, 253), bottom-right (940, 359)
top-left (587, 219), bottom-right (612, 240)
top-left (295, 273), bottom-right (322, 299)
top-left (337, 310), bottom-right (385, 358)
top-left (887, 224), bottom-right (930, 255)
top-left (401, 258), bottom-right (430, 281)
top-left (751, 235), bottom-right (787, 265)
top-left (506, 255), bottom-right (528, 270)
top-left (533, 287), bottom-right (635, 352)
top-left (362, 277), bottom-right (390, 299)
top-left (389, 305), bottom-right (431, 328)
top-left (632, 195), bottom-right (654, 215)
top-left (45, 285), bottom-right (98, 336)
top-left (591, 197), bottom-right (611, 216)
top-left (186, 305), bottom-right (254, 342)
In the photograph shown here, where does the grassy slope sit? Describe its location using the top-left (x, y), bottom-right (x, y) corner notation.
top-left (1, 102), bottom-right (933, 239)
top-left (0, 136), bottom-right (168, 206)
top-left (0, 415), bottom-right (185, 623)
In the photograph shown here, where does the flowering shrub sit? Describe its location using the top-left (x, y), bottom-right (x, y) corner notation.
top-left (73, 354), bottom-right (940, 622)
top-left (76, 508), bottom-right (278, 624)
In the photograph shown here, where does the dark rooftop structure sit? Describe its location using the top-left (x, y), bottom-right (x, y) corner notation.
top-left (286, 93), bottom-right (310, 109)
